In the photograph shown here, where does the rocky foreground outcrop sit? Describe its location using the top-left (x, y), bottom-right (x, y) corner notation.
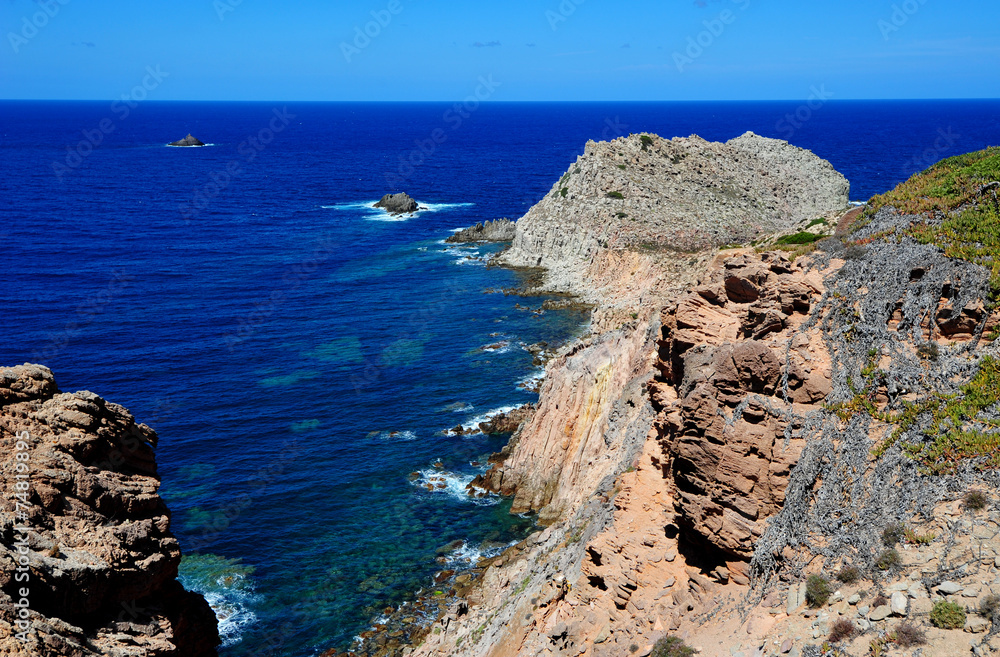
top-left (168, 133), bottom-right (205, 147)
top-left (446, 219), bottom-right (517, 243)
top-left (374, 192), bottom-right (421, 215)
top-left (0, 364), bottom-right (219, 656)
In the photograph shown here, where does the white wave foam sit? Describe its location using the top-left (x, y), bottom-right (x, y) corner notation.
top-left (165, 143), bottom-right (216, 148)
top-left (517, 369), bottom-right (545, 390)
top-left (321, 201), bottom-right (475, 222)
top-left (460, 405), bottom-right (519, 434)
top-left (371, 430), bottom-right (418, 442)
top-left (441, 540), bottom-right (511, 567)
top-left (411, 468), bottom-right (498, 506)
top-left (202, 574), bottom-right (257, 648)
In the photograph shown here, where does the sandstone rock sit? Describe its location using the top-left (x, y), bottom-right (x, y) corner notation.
top-left (0, 364), bottom-right (219, 656)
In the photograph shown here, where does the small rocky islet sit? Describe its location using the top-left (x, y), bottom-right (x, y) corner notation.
top-left (168, 133), bottom-right (206, 147)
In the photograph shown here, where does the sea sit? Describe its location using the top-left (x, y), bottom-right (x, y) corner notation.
top-left (2, 100), bottom-right (999, 655)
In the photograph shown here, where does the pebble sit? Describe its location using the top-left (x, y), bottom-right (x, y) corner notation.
top-left (847, 594), bottom-right (861, 605)
top-left (966, 616), bottom-right (990, 633)
top-left (780, 639), bottom-right (793, 654)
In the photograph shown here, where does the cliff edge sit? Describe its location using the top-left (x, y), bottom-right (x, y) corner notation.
top-left (0, 364), bottom-right (220, 656)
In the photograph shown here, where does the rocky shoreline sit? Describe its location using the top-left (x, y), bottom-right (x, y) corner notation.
top-left (352, 136), bottom-right (1000, 657)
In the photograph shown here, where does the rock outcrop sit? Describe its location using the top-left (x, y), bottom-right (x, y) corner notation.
top-left (446, 219), bottom-right (517, 243)
top-left (0, 364), bottom-right (219, 657)
top-left (374, 192), bottom-right (420, 215)
top-left (498, 132), bottom-right (849, 307)
top-left (168, 134), bottom-right (205, 147)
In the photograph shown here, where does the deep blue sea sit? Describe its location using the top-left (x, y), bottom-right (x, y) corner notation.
top-left (2, 100), bottom-right (999, 655)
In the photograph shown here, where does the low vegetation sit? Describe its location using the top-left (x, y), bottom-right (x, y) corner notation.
top-left (930, 600), bottom-right (966, 629)
top-left (964, 489), bottom-right (990, 511)
top-left (606, 191), bottom-right (624, 200)
top-left (882, 523), bottom-right (906, 546)
top-left (893, 622), bottom-right (927, 647)
top-left (979, 594), bottom-right (1000, 623)
top-left (650, 636), bottom-right (695, 657)
top-left (806, 574), bottom-right (832, 608)
top-left (828, 618), bottom-right (856, 643)
top-left (836, 565), bottom-right (861, 584)
top-left (876, 548), bottom-right (902, 571)
top-left (774, 231), bottom-right (823, 246)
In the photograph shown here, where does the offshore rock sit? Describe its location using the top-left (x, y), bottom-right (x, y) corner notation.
top-left (374, 192), bottom-right (420, 215)
top-left (168, 133), bottom-right (205, 147)
top-left (446, 219), bottom-right (517, 243)
top-left (0, 363), bottom-right (220, 656)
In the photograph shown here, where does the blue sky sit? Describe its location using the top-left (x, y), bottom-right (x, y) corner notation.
top-left (2, 0), bottom-right (998, 100)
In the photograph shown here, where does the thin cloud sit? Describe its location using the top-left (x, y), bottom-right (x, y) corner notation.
top-left (526, 43), bottom-right (536, 47)
top-left (472, 41), bottom-right (502, 48)
top-left (621, 43), bottom-right (631, 49)
top-left (553, 50), bottom-right (597, 57)
top-left (73, 41), bottom-right (97, 48)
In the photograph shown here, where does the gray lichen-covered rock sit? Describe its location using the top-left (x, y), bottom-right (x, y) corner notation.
top-left (498, 132), bottom-right (850, 302)
top-left (0, 364), bottom-right (219, 657)
top-left (446, 218), bottom-right (517, 243)
top-left (374, 192), bottom-right (420, 215)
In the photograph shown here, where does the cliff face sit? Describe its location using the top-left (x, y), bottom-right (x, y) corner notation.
top-left (0, 364), bottom-right (219, 656)
top-left (407, 141), bottom-right (1000, 657)
top-left (498, 132), bottom-right (849, 308)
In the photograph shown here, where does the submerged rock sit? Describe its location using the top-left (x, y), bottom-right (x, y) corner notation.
top-left (446, 219), bottom-right (517, 243)
top-left (374, 192), bottom-right (420, 215)
top-left (169, 133), bottom-right (206, 147)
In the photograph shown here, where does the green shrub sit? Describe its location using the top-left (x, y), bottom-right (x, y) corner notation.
top-left (650, 636), bottom-right (695, 657)
top-left (618, 164), bottom-right (627, 170)
top-left (964, 490), bottom-right (989, 511)
top-left (930, 600), bottom-right (966, 629)
top-left (606, 191), bottom-right (624, 200)
top-left (640, 135), bottom-right (654, 151)
top-left (775, 231), bottom-right (822, 245)
top-left (836, 565), bottom-right (861, 584)
top-left (559, 187), bottom-right (568, 198)
top-left (882, 523), bottom-right (906, 546)
top-left (806, 574), bottom-right (832, 608)
top-left (917, 342), bottom-right (940, 361)
top-left (876, 549), bottom-right (902, 570)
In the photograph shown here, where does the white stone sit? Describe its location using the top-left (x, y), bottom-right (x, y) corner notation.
top-left (891, 592), bottom-right (908, 616)
top-left (847, 594), bottom-right (861, 605)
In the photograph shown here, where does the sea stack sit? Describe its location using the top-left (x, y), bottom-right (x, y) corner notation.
top-left (374, 192), bottom-right (420, 215)
top-left (169, 133), bottom-right (206, 147)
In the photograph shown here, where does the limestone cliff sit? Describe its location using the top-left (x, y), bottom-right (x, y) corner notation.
top-left (0, 364), bottom-right (219, 656)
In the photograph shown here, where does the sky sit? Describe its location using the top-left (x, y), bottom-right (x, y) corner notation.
top-left (1, 0), bottom-right (999, 101)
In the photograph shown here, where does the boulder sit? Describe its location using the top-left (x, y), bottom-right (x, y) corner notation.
top-left (446, 219), bottom-right (517, 243)
top-left (169, 133), bottom-right (206, 147)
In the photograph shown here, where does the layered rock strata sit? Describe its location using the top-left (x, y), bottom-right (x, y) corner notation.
top-left (0, 364), bottom-right (219, 657)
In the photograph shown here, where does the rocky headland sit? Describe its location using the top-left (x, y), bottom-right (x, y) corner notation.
top-left (0, 364), bottom-right (220, 656)
top-left (168, 134), bottom-right (205, 147)
top-left (446, 219), bottom-right (517, 243)
top-left (350, 138), bottom-right (1000, 657)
